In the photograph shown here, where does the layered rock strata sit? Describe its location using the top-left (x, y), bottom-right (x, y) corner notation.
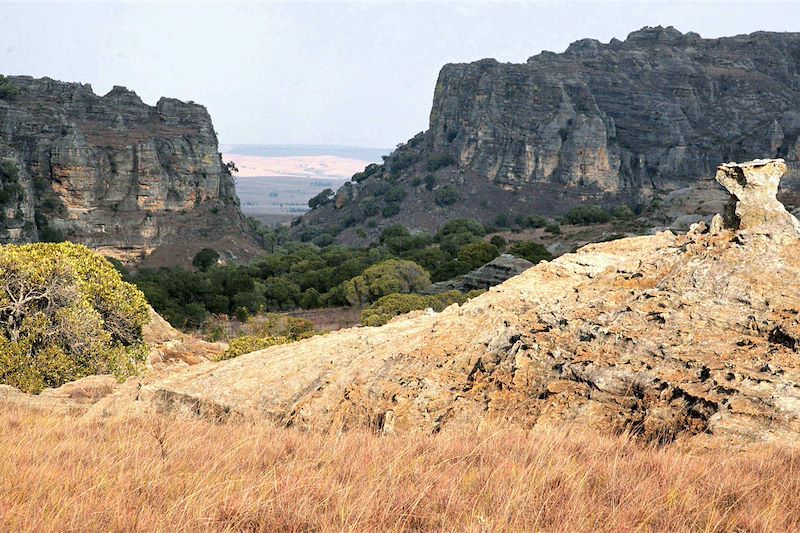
top-left (0, 77), bottom-right (246, 252)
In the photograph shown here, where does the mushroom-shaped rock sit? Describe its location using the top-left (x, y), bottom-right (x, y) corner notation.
top-left (714, 158), bottom-right (800, 239)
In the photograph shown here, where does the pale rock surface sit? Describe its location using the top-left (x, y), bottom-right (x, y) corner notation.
top-left (87, 161), bottom-right (800, 445)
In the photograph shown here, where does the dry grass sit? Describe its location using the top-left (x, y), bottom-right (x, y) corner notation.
top-left (1, 404), bottom-right (799, 532)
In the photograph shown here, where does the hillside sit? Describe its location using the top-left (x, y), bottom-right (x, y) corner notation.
top-left (85, 159), bottom-right (800, 445)
top-left (298, 27), bottom-right (800, 245)
top-left (0, 76), bottom-right (254, 263)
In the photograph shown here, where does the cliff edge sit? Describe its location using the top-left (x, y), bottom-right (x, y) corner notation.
top-left (0, 77), bottom-right (252, 262)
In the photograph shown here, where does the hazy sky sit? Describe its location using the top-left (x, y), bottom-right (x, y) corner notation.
top-left (2, 1), bottom-right (799, 148)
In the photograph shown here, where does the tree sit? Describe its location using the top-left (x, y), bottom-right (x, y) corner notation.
top-left (192, 248), bottom-right (220, 271)
top-left (565, 205), bottom-right (611, 225)
top-left (308, 188), bottom-right (334, 209)
top-left (457, 241), bottom-right (500, 270)
top-left (434, 186), bottom-right (460, 207)
top-left (343, 259), bottom-right (431, 305)
top-left (224, 160), bottom-right (239, 174)
top-left (0, 242), bottom-right (150, 393)
top-left (508, 241), bottom-right (553, 264)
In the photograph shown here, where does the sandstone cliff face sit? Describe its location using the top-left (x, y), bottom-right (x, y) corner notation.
top-left (93, 159), bottom-right (800, 445)
top-left (0, 77), bottom-right (245, 252)
top-left (299, 27), bottom-right (800, 243)
top-left (430, 27), bottom-right (800, 193)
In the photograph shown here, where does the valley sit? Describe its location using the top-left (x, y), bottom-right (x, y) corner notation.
top-left (3, 18), bottom-right (800, 532)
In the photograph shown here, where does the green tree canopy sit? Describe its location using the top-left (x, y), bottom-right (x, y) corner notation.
top-left (343, 259), bottom-right (431, 305)
top-left (0, 242), bottom-right (150, 393)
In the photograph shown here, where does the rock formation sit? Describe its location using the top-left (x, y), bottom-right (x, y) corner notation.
top-left (299, 27), bottom-right (800, 243)
top-left (714, 159), bottom-right (800, 239)
top-left (0, 76), bottom-right (249, 258)
top-left (85, 159), bottom-right (800, 445)
top-left (427, 253), bottom-right (533, 293)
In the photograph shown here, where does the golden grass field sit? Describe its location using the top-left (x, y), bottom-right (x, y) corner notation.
top-left (1, 403), bottom-right (799, 532)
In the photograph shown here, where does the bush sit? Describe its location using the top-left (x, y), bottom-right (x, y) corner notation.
top-left (508, 241), bottom-right (553, 264)
top-left (192, 248), bottom-right (220, 271)
top-left (308, 188), bottom-right (334, 209)
top-left (434, 186), bottom-right (460, 207)
top-left (457, 241), bottom-right (500, 270)
top-left (494, 214), bottom-right (509, 228)
top-left (0, 76), bottom-right (20, 101)
top-left (565, 205), bottom-right (610, 225)
top-left (424, 174), bottom-right (437, 191)
top-left (358, 197), bottom-right (380, 218)
top-left (0, 242), bottom-right (150, 393)
top-left (436, 219), bottom-right (485, 239)
top-left (343, 259), bottom-right (431, 305)
top-left (426, 153), bottom-right (456, 172)
top-left (489, 235), bottom-right (507, 250)
top-left (611, 205), bottom-right (635, 220)
top-left (352, 163), bottom-right (381, 183)
top-left (384, 185), bottom-right (407, 204)
top-left (382, 203), bottom-right (401, 218)
top-left (361, 290), bottom-right (481, 327)
top-left (545, 223), bottom-right (561, 235)
top-left (524, 215), bottom-right (548, 228)
top-left (217, 335), bottom-right (290, 361)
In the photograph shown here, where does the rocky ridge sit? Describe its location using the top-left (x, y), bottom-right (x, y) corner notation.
top-left (300, 27), bottom-right (800, 243)
top-left (0, 76), bottom-right (250, 260)
top-left (85, 159), bottom-right (800, 445)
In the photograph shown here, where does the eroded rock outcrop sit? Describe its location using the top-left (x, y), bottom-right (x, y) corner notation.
top-left (0, 77), bottom-right (248, 258)
top-left (90, 160), bottom-right (800, 445)
top-left (299, 27), bottom-right (800, 243)
top-left (713, 159), bottom-right (800, 239)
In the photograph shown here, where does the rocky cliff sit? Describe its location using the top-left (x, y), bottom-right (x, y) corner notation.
top-left (0, 76), bottom-right (248, 259)
top-left (86, 159), bottom-right (800, 445)
top-left (299, 27), bottom-right (800, 243)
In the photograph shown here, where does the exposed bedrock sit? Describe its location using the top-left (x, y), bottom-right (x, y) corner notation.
top-left (90, 160), bottom-right (800, 446)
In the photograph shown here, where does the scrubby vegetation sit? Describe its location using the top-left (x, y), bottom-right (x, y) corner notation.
top-left (215, 313), bottom-right (317, 360)
top-left (0, 242), bottom-right (149, 393)
top-left (126, 218), bottom-right (553, 330)
top-left (0, 75), bottom-right (20, 101)
top-left (361, 290), bottom-right (481, 326)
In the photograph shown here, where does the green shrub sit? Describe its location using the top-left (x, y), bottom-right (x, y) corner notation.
top-left (382, 203), bottom-right (401, 218)
top-left (508, 241), bottom-right (552, 264)
top-left (457, 241), bottom-right (499, 270)
top-left (489, 235), bottom-right (507, 250)
top-left (545, 223), bottom-right (561, 235)
top-left (358, 197), bottom-right (380, 218)
top-left (308, 188), bottom-right (334, 209)
top-left (611, 205), bottom-right (635, 220)
top-left (524, 215), bottom-right (548, 228)
top-left (0, 76), bottom-right (20, 101)
top-left (565, 205), bottom-right (610, 225)
top-left (0, 242), bottom-right (150, 393)
top-left (217, 335), bottom-right (290, 361)
top-left (361, 290), bottom-right (481, 327)
top-left (424, 174), bottom-right (437, 191)
top-left (352, 163), bottom-right (381, 183)
top-left (426, 153), bottom-right (456, 172)
top-left (436, 219), bottom-right (485, 239)
top-left (192, 248), bottom-right (220, 271)
top-left (434, 186), bottom-right (460, 207)
top-left (343, 259), bottom-right (431, 305)
top-left (494, 214), bottom-right (509, 228)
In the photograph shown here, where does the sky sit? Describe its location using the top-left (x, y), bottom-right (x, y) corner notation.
top-left (2, 1), bottom-right (800, 148)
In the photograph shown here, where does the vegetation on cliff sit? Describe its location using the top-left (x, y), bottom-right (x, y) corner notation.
top-left (0, 242), bottom-right (149, 393)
